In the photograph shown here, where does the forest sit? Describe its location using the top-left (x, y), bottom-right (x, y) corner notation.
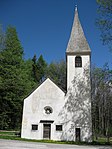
top-left (0, 25), bottom-right (112, 142)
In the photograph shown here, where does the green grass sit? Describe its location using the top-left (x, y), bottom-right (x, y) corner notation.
top-left (92, 137), bottom-right (112, 145)
top-left (0, 131), bottom-right (16, 135)
top-left (0, 131), bottom-right (112, 146)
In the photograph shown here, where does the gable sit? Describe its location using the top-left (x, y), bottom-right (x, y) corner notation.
top-left (24, 78), bottom-right (65, 101)
top-left (24, 78), bottom-right (65, 114)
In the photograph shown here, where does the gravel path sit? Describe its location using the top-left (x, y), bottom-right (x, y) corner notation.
top-left (0, 139), bottom-right (111, 149)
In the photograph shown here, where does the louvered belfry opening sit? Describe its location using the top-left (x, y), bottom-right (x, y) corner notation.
top-left (75, 56), bottom-right (82, 67)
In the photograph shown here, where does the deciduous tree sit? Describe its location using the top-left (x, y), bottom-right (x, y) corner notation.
top-left (96, 0), bottom-right (112, 50)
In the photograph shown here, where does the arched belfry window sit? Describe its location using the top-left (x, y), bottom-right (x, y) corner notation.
top-left (75, 56), bottom-right (82, 67)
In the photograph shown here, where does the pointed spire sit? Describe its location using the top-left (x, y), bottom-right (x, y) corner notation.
top-left (66, 7), bottom-right (91, 54)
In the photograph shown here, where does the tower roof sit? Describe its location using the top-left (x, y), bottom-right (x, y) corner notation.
top-left (66, 7), bottom-right (91, 54)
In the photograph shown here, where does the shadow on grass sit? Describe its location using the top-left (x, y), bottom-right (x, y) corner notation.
top-left (0, 135), bottom-right (111, 146)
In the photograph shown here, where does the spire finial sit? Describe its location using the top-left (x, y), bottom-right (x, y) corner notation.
top-left (75, 5), bottom-right (77, 11)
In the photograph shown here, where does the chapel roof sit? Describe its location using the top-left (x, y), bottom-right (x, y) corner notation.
top-left (66, 7), bottom-right (91, 54)
top-left (24, 78), bottom-right (66, 99)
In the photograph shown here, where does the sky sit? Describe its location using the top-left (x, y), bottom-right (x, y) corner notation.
top-left (0, 0), bottom-right (112, 69)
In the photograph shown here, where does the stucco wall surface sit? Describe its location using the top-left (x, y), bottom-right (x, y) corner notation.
top-left (21, 78), bottom-right (65, 140)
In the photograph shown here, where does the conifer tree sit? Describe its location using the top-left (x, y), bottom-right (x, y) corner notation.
top-left (0, 26), bottom-right (25, 129)
top-left (37, 55), bottom-right (47, 83)
top-left (32, 54), bottom-right (39, 82)
top-left (32, 54), bottom-right (47, 83)
top-left (0, 25), bottom-right (5, 51)
top-left (46, 60), bottom-right (66, 90)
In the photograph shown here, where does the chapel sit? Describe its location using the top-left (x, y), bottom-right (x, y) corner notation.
top-left (21, 7), bottom-right (92, 142)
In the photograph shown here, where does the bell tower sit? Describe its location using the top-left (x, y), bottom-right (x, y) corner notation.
top-left (65, 7), bottom-right (92, 142)
top-left (66, 7), bottom-right (91, 91)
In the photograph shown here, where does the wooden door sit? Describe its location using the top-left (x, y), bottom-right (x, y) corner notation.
top-left (43, 124), bottom-right (51, 139)
top-left (75, 128), bottom-right (80, 142)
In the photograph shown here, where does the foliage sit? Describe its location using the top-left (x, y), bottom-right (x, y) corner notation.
top-left (91, 64), bottom-right (112, 142)
top-left (32, 54), bottom-right (38, 82)
top-left (0, 24), bottom-right (112, 143)
top-left (32, 54), bottom-right (47, 83)
top-left (0, 26), bottom-right (36, 130)
top-left (0, 25), bottom-right (66, 130)
top-left (0, 25), bottom-right (5, 51)
top-left (36, 55), bottom-right (47, 82)
top-left (0, 26), bottom-right (23, 129)
top-left (46, 60), bottom-right (66, 90)
top-left (96, 0), bottom-right (112, 50)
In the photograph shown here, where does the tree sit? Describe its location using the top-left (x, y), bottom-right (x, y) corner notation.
top-left (32, 54), bottom-right (39, 82)
top-left (46, 60), bottom-right (66, 90)
top-left (96, 0), bottom-right (112, 50)
top-left (32, 54), bottom-right (47, 83)
top-left (0, 25), bottom-right (5, 51)
top-left (37, 55), bottom-right (47, 82)
top-left (21, 59), bottom-right (37, 96)
top-left (91, 64), bottom-right (112, 142)
top-left (0, 26), bottom-right (31, 129)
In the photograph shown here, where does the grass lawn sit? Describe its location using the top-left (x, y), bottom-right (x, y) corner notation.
top-left (0, 131), bottom-right (16, 135)
top-left (0, 130), bottom-right (112, 146)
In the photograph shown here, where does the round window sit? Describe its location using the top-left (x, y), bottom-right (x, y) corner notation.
top-left (44, 106), bottom-right (53, 114)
